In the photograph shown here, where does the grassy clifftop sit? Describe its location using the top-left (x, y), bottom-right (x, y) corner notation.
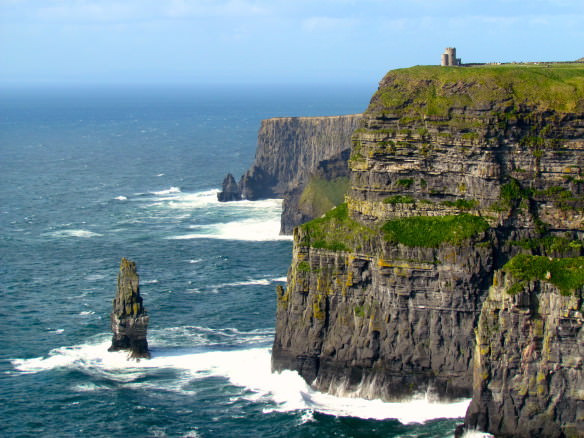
top-left (371, 64), bottom-right (584, 115)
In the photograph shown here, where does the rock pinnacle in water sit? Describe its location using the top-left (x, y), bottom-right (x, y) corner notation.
top-left (108, 258), bottom-right (150, 359)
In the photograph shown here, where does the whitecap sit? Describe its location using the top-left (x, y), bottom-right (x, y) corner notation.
top-left (221, 279), bottom-right (271, 287)
top-left (156, 173), bottom-right (165, 177)
top-left (85, 273), bottom-right (106, 281)
top-left (192, 278), bottom-right (274, 294)
top-left (151, 186), bottom-right (181, 196)
top-left (461, 430), bottom-right (494, 438)
top-left (49, 229), bottom-right (102, 238)
top-left (272, 277), bottom-right (288, 283)
top-left (73, 382), bottom-right (109, 392)
top-left (11, 340), bottom-right (470, 423)
top-left (187, 259), bottom-right (203, 264)
top-left (79, 311), bottom-right (95, 316)
top-left (115, 196), bottom-right (127, 201)
top-left (142, 279), bottom-right (159, 285)
top-left (170, 218), bottom-right (292, 242)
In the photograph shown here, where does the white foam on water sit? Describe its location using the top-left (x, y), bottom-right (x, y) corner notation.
top-left (460, 430), bottom-right (494, 438)
top-left (187, 278), bottom-right (277, 294)
top-left (171, 218), bottom-right (291, 241)
top-left (187, 259), bottom-right (203, 264)
top-left (272, 277), bottom-right (287, 282)
top-left (79, 311), bottom-right (95, 316)
top-left (142, 279), bottom-right (159, 284)
top-left (48, 229), bottom-right (102, 238)
top-left (115, 196), bottom-right (128, 201)
top-left (219, 279), bottom-right (272, 287)
top-left (151, 186), bottom-right (181, 196)
top-left (72, 382), bottom-right (109, 392)
top-left (11, 339), bottom-right (470, 424)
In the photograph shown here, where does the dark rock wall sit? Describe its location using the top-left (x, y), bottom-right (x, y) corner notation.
top-left (241, 115), bottom-right (362, 199)
top-left (272, 66), bottom-right (584, 435)
top-left (273, 230), bottom-right (494, 400)
top-left (465, 273), bottom-right (583, 438)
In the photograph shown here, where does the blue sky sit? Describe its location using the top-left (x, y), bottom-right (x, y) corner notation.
top-left (1, 0), bottom-right (583, 86)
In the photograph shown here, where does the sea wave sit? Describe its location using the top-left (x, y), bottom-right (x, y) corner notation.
top-left (460, 430), bottom-right (494, 438)
top-left (11, 338), bottom-right (471, 424)
top-left (170, 218), bottom-right (291, 241)
top-left (151, 186), bottom-right (181, 196)
top-left (48, 229), bottom-right (102, 238)
top-left (186, 278), bottom-right (283, 294)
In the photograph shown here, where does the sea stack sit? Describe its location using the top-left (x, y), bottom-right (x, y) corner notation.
top-left (217, 173), bottom-right (242, 202)
top-left (108, 258), bottom-right (150, 359)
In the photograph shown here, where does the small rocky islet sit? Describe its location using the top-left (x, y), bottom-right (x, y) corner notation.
top-left (220, 61), bottom-right (584, 437)
top-left (109, 257), bottom-right (150, 360)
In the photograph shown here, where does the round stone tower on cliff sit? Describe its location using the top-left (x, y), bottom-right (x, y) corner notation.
top-left (441, 47), bottom-right (460, 66)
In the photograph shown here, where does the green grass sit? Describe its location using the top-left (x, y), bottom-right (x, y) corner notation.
top-left (374, 64), bottom-right (584, 117)
top-left (383, 195), bottom-right (415, 204)
top-left (297, 261), bottom-right (311, 273)
top-left (511, 235), bottom-right (583, 255)
top-left (500, 179), bottom-right (532, 202)
top-left (300, 203), bottom-right (376, 252)
top-left (441, 199), bottom-right (479, 210)
top-left (382, 214), bottom-right (489, 248)
top-left (299, 177), bottom-right (350, 218)
top-left (503, 254), bottom-right (584, 295)
top-left (397, 178), bottom-right (414, 188)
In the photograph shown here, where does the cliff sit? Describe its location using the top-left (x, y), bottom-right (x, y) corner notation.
top-left (109, 258), bottom-right (150, 359)
top-left (218, 114), bottom-right (362, 233)
top-left (272, 64), bottom-right (584, 436)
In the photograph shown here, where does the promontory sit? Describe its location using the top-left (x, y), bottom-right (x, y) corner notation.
top-left (271, 64), bottom-right (584, 437)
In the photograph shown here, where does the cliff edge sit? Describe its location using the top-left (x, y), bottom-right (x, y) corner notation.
top-left (218, 114), bottom-right (362, 233)
top-left (272, 64), bottom-right (584, 436)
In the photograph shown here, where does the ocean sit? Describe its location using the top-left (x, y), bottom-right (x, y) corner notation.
top-left (0, 84), bottom-right (481, 437)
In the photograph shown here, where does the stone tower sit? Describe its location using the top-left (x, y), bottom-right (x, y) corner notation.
top-left (441, 47), bottom-right (460, 66)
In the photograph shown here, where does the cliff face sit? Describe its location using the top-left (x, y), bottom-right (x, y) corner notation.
top-left (465, 272), bottom-right (583, 437)
top-left (272, 65), bottom-right (584, 435)
top-left (218, 114), bottom-right (362, 232)
top-left (241, 115), bottom-right (361, 198)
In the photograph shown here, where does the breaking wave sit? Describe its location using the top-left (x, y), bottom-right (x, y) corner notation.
top-left (11, 334), bottom-right (471, 424)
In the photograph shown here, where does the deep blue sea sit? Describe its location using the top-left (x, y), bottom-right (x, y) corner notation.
top-left (0, 84), bottom-right (478, 437)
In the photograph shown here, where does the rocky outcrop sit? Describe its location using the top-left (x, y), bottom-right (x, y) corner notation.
top-left (218, 114), bottom-right (362, 231)
top-left (217, 173), bottom-right (242, 202)
top-left (109, 258), bottom-right (150, 359)
top-left (464, 273), bottom-right (584, 437)
top-left (272, 65), bottom-right (584, 434)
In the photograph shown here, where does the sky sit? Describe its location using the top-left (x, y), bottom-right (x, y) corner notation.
top-left (1, 0), bottom-right (583, 86)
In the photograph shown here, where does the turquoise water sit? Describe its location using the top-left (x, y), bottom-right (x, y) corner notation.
top-left (1, 85), bottom-right (468, 437)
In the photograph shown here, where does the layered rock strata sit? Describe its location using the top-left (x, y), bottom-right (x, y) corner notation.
top-left (464, 272), bottom-right (583, 437)
top-left (272, 65), bottom-right (584, 435)
top-left (109, 258), bottom-right (150, 359)
top-left (218, 115), bottom-right (362, 232)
